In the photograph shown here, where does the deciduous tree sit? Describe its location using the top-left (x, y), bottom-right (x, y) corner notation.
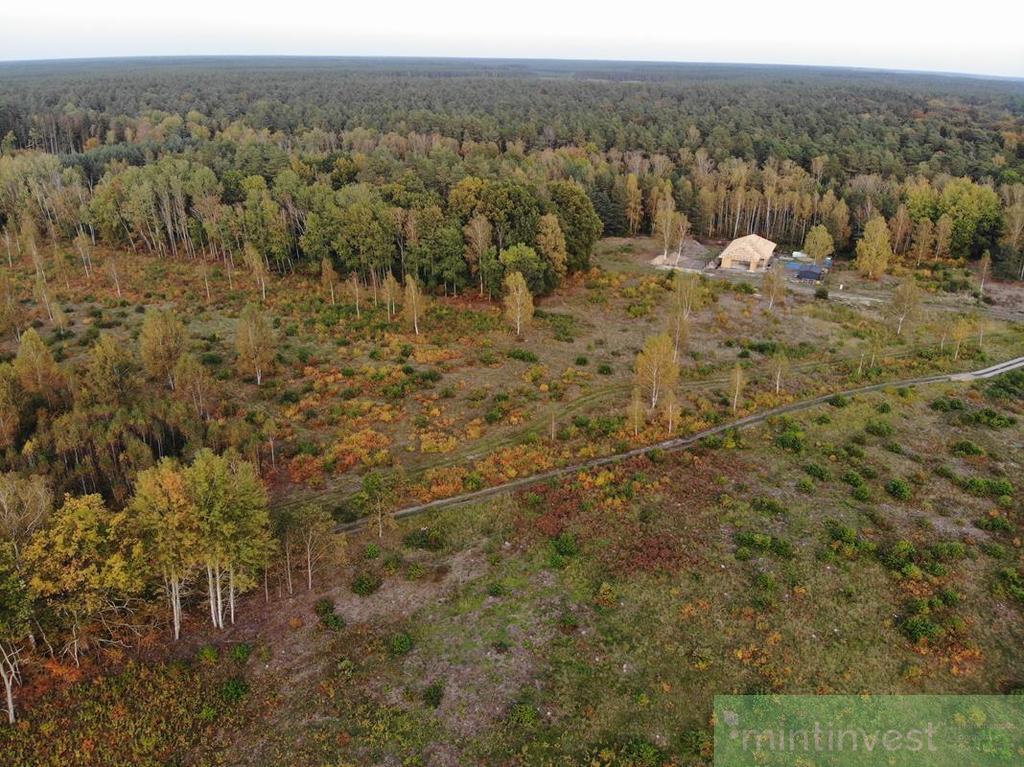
top-left (184, 450), bottom-right (272, 629)
top-left (235, 303), bottom-right (275, 386)
top-left (130, 460), bottom-right (199, 640)
top-left (634, 333), bottom-right (678, 408)
top-left (502, 271), bottom-right (533, 337)
top-left (762, 263), bottom-right (786, 311)
top-left (802, 224), bottom-right (834, 264)
top-left (140, 308), bottom-right (186, 389)
top-left (887, 279), bottom-right (922, 336)
top-left (403, 275), bottom-right (426, 335)
top-left (855, 216), bottom-right (892, 279)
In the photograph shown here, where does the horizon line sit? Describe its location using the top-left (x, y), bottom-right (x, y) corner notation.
top-left (0, 53), bottom-right (1021, 83)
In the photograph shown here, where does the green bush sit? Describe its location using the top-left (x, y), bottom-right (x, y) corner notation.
top-left (950, 440), bottom-right (984, 456)
top-left (229, 643), bottom-right (253, 664)
top-left (219, 676), bottom-right (249, 704)
top-left (575, 356), bottom-right (588, 366)
top-left (388, 632), bottom-right (413, 656)
top-left (886, 478), bottom-right (913, 501)
top-left (865, 419), bottom-right (893, 438)
top-left (551, 532), bottom-right (579, 556)
top-left (804, 463), bottom-right (830, 481)
top-left (506, 348), bottom-right (538, 363)
top-left (751, 496), bottom-right (787, 516)
top-left (364, 542), bottom-right (382, 559)
top-left (403, 527), bottom-right (446, 551)
top-left (597, 363), bottom-right (613, 375)
top-left (351, 571), bottom-right (383, 596)
top-left (423, 679), bottom-right (445, 708)
top-left (902, 615), bottom-right (943, 643)
top-left (196, 644), bottom-right (219, 665)
top-left (508, 703), bottom-right (539, 728)
top-left (321, 612), bottom-right (345, 631)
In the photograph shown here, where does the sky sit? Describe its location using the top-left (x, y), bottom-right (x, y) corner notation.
top-left (2, 0), bottom-right (1022, 78)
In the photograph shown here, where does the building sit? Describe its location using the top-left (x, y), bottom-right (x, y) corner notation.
top-left (718, 234), bottom-right (777, 272)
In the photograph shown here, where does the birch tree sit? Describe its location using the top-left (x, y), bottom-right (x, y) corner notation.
top-left (762, 263), bottom-right (786, 311)
top-left (628, 387), bottom-right (644, 437)
top-left (502, 271), bottom-right (533, 337)
top-left (634, 333), bottom-right (679, 409)
top-left (131, 459), bottom-right (199, 640)
top-left (0, 545), bottom-right (30, 723)
top-left (235, 303), bottom-right (275, 386)
top-left (140, 308), bottom-right (187, 389)
top-left (382, 271), bottom-right (400, 319)
top-left (730, 363), bottom-right (745, 415)
top-left (886, 280), bottom-right (922, 336)
top-left (184, 450), bottom-right (272, 629)
top-left (243, 242), bottom-right (269, 301)
top-left (320, 257), bottom-right (338, 305)
top-left (294, 504), bottom-right (340, 591)
top-left (403, 275), bottom-right (426, 335)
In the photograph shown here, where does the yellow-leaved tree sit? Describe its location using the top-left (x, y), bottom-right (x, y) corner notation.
top-left (634, 333), bottom-right (679, 409)
top-left (503, 270), bottom-right (533, 337)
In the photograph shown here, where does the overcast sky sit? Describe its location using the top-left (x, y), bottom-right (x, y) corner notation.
top-left (2, 0), bottom-right (1022, 78)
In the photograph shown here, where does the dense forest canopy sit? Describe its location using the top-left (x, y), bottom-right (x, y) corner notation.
top-left (0, 58), bottom-right (1022, 289)
top-left (2, 58), bottom-right (1022, 179)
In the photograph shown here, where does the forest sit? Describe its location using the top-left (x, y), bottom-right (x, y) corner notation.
top-left (0, 58), bottom-right (1022, 765)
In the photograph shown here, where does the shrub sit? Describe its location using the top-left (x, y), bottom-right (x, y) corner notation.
top-left (902, 615), bottom-right (943, 643)
top-left (508, 703), bottom-right (539, 728)
top-left (351, 571), bottom-right (383, 596)
top-left (364, 542), bottom-right (382, 559)
top-left (950, 440), bottom-right (984, 456)
top-left (827, 394), bottom-right (850, 408)
top-left (229, 643), bottom-right (253, 664)
top-left (387, 632), bottom-right (413, 656)
top-left (506, 348), bottom-right (538, 363)
top-left (995, 568), bottom-right (1024, 602)
top-left (551, 532), bottom-right (579, 556)
top-left (575, 356), bottom-right (588, 366)
top-left (423, 679), bottom-right (445, 708)
top-left (841, 470), bottom-right (865, 488)
top-left (977, 514), bottom-right (1013, 533)
top-left (886, 478), bottom-right (913, 501)
top-left (321, 612), bottom-right (345, 631)
top-left (751, 496), bottom-right (787, 516)
top-left (596, 363), bottom-right (613, 375)
top-left (804, 463), bottom-right (830, 481)
top-left (219, 676), bottom-right (249, 704)
top-left (403, 527), bottom-right (446, 551)
top-left (196, 644), bottom-right (219, 665)
top-left (814, 286), bottom-right (829, 300)
top-left (865, 419), bottom-right (893, 438)
top-left (775, 426), bottom-right (806, 453)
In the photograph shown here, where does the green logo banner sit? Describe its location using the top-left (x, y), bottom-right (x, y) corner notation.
top-left (714, 695), bottom-right (1024, 766)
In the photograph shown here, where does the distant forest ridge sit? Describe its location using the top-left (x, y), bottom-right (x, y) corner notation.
top-left (1, 55), bottom-right (1023, 84)
top-left (0, 56), bottom-right (1021, 175)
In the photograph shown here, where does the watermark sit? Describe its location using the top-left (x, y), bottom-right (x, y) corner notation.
top-left (714, 695), bottom-right (1024, 766)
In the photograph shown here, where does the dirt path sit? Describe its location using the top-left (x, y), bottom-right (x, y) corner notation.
top-left (335, 353), bottom-right (1024, 533)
